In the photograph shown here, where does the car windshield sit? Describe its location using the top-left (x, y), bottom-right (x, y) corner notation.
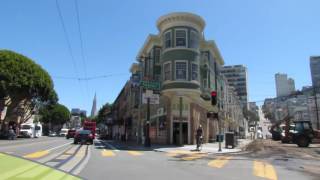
top-left (21, 125), bottom-right (31, 129)
top-left (79, 130), bottom-right (91, 135)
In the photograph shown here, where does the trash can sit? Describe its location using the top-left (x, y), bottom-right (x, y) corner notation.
top-left (216, 134), bottom-right (224, 142)
top-left (225, 132), bottom-right (235, 149)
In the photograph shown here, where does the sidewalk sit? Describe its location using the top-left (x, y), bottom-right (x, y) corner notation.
top-left (101, 139), bottom-right (252, 154)
top-left (154, 139), bottom-right (252, 154)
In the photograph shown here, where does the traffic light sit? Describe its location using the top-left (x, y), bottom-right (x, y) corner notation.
top-left (211, 91), bottom-right (217, 106)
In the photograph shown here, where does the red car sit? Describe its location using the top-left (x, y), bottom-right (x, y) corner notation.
top-left (66, 129), bottom-right (76, 139)
top-left (73, 130), bottom-right (94, 145)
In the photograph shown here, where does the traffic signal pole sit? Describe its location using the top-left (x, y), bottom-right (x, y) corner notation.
top-left (145, 97), bottom-right (151, 147)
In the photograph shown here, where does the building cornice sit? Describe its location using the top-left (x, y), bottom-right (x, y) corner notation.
top-left (200, 40), bottom-right (225, 65)
top-left (157, 12), bottom-right (205, 33)
top-left (137, 34), bottom-right (161, 61)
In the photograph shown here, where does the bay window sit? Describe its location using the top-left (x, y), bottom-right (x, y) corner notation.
top-left (175, 61), bottom-right (187, 80)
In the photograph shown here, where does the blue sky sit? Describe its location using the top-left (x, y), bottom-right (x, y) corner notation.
top-left (1, 0), bottom-right (319, 112)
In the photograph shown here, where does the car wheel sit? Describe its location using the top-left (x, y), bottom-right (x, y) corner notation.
top-left (297, 136), bottom-right (310, 147)
top-left (74, 141), bottom-right (78, 144)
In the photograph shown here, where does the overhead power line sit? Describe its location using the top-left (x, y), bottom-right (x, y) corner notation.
top-left (55, 0), bottom-right (79, 79)
top-left (74, 0), bottom-right (90, 96)
top-left (52, 73), bottom-right (128, 80)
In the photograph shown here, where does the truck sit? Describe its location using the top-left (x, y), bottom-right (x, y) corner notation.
top-left (83, 120), bottom-right (96, 139)
top-left (19, 123), bottom-right (42, 138)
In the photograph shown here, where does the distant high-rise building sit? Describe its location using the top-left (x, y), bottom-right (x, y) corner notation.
top-left (275, 73), bottom-right (295, 97)
top-left (288, 78), bottom-right (296, 93)
top-left (221, 65), bottom-right (248, 108)
top-left (310, 56), bottom-right (320, 89)
top-left (91, 93), bottom-right (97, 117)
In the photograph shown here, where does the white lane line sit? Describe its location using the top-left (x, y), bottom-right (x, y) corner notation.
top-left (72, 145), bottom-right (91, 175)
top-left (46, 142), bottom-right (72, 151)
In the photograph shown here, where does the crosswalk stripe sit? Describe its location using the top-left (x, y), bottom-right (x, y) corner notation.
top-left (23, 150), bottom-right (49, 159)
top-left (208, 156), bottom-right (232, 168)
top-left (101, 150), bottom-right (115, 157)
top-left (127, 151), bottom-right (143, 156)
top-left (253, 161), bottom-right (277, 180)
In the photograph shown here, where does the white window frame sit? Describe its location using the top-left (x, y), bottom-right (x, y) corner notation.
top-left (164, 31), bottom-right (172, 49)
top-left (175, 29), bottom-right (187, 47)
top-left (203, 79), bottom-right (208, 89)
top-left (163, 62), bottom-right (171, 81)
top-left (175, 60), bottom-right (188, 81)
top-left (191, 62), bottom-right (199, 81)
top-left (189, 30), bottom-right (199, 48)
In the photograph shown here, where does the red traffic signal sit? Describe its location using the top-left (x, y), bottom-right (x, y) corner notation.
top-left (211, 91), bottom-right (217, 106)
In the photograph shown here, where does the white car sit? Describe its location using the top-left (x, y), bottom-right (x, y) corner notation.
top-left (59, 129), bottom-right (69, 137)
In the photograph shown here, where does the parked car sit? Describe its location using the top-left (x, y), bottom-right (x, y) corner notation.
top-left (74, 130), bottom-right (94, 145)
top-left (49, 131), bottom-right (57, 137)
top-left (59, 129), bottom-right (69, 137)
top-left (66, 129), bottom-right (76, 139)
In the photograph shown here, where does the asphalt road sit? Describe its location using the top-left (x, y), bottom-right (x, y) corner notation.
top-left (0, 137), bottom-right (318, 180)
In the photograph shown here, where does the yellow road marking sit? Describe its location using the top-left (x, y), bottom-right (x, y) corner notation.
top-left (65, 145), bottom-right (78, 155)
top-left (208, 156), bottom-right (232, 168)
top-left (253, 161), bottom-right (278, 180)
top-left (182, 153), bottom-right (206, 161)
top-left (166, 150), bottom-right (194, 157)
top-left (127, 151), bottom-right (143, 156)
top-left (23, 150), bottom-right (49, 159)
top-left (101, 150), bottom-right (115, 157)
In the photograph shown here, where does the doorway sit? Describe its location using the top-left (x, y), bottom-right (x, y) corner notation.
top-left (173, 122), bottom-right (188, 145)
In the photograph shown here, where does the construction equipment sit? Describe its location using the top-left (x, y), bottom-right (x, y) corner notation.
top-left (291, 121), bottom-right (320, 147)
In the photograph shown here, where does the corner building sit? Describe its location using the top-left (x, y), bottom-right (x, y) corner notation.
top-left (134, 12), bottom-right (227, 145)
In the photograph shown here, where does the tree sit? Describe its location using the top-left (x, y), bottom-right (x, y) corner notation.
top-left (0, 50), bottom-right (57, 126)
top-left (96, 103), bottom-right (112, 124)
top-left (39, 104), bottom-right (70, 129)
top-left (243, 107), bottom-right (259, 123)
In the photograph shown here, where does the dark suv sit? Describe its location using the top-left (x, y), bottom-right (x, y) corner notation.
top-left (66, 129), bottom-right (76, 139)
top-left (74, 130), bottom-right (94, 145)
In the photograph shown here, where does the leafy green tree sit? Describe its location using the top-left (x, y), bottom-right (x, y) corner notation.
top-left (0, 50), bottom-right (57, 126)
top-left (243, 107), bottom-right (259, 123)
top-left (40, 104), bottom-right (70, 126)
top-left (96, 103), bottom-right (112, 124)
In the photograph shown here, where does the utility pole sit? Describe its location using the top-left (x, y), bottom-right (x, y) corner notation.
top-left (218, 113), bottom-right (222, 152)
top-left (179, 97), bottom-right (183, 146)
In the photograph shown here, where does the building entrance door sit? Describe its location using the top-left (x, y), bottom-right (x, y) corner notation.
top-left (173, 122), bottom-right (188, 145)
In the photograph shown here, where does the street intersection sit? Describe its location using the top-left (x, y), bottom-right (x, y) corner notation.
top-left (0, 137), bottom-right (317, 180)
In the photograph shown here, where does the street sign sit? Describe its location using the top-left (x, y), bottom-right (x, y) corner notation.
top-left (140, 80), bottom-right (160, 90)
top-left (0, 107), bottom-right (7, 120)
top-left (142, 93), bottom-right (160, 104)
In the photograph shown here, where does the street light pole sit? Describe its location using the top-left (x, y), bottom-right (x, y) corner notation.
top-left (145, 97), bottom-right (151, 147)
top-left (218, 113), bottom-right (222, 152)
